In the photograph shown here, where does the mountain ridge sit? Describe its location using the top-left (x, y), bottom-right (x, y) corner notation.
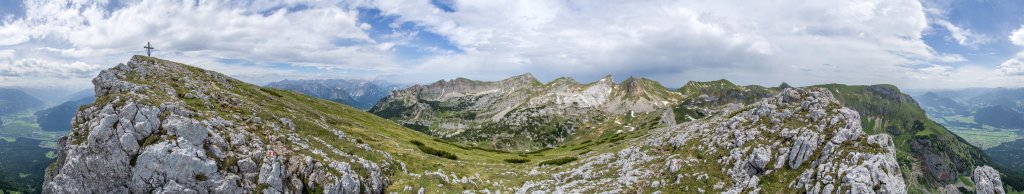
top-left (0, 88), bottom-right (44, 116)
top-left (40, 56), bottom-right (1011, 193)
top-left (265, 79), bottom-right (405, 110)
top-left (369, 73), bottom-right (683, 151)
top-left (372, 74), bottom-right (1018, 193)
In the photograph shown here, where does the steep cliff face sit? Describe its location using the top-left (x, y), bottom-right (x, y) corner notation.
top-left (369, 74), bottom-right (683, 151)
top-left (45, 56), bottom-right (393, 193)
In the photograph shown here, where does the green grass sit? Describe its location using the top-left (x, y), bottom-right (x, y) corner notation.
top-left (44, 150), bottom-right (56, 159)
top-left (947, 126), bottom-right (1020, 149)
top-left (503, 158), bottom-right (530, 163)
top-left (411, 140), bottom-right (458, 160)
top-left (538, 157), bottom-right (577, 166)
top-left (0, 111), bottom-right (67, 141)
top-left (959, 175), bottom-right (975, 188)
top-left (194, 173), bottom-right (208, 181)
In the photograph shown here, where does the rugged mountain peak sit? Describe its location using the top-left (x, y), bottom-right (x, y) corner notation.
top-left (597, 74), bottom-right (615, 84)
top-left (682, 79), bottom-right (737, 89)
top-left (618, 77), bottom-right (670, 100)
top-left (621, 76), bottom-right (642, 96)
top-left (547, 76), bottom-right (580, 86)
top-left (505, 73), bottom-right (537, 83)
top-left (45, 56), bottom-right (394, 193)
top-left (779, 82), bottom-right (793, 89)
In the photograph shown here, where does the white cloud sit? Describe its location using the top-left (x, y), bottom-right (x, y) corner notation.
top-left (0, 58), bottom-right (103, 78)
top-left (1011, 25), bottom-right (1024, 46)
top-left (915, 65), bottom-right (953, 78)
top-left (365, 0), bottom-right (984, 88)
top-left (999, 26), bottom-right (1024, 76)
top-left (933, 19), bottom-right (991, 47)
top-left (0, 57), bottom-right (106, 88)
top-left (998, 54), bottom-right (1024, 76)
top-left (0, 0), bottom-right (1018, 90)
top-left (0, 0), bottom-right (404, 89)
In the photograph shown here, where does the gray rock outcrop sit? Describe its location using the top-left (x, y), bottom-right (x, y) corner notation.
top-left (974, 166), bottom-right (1005, 194)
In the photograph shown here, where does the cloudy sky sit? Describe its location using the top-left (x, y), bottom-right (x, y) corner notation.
top-left (1, 0), bottom-right (1023, 92)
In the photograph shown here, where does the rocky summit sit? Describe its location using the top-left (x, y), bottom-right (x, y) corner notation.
top-left (44, 56), bottom-right (394, 193)
top-left (40, 56), bottom-right (1009, 193)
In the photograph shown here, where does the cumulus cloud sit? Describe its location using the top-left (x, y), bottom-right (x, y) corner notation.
top-left (0, 0), bottom-right (413, 89)
top-left (999, 26), bottom-right (1024, 76)
top-left (363, 0), bottom-right (978, 88)
top-left (0, 0), bottom-right (404, 89)
top-left (1011, 25), bottom-right (1024, 46)
top-left (0, 0), bottom-right (1018, 90)
top-left (0, 58), bottom-right (103, 78)
top-left (998, 54), bottom-right (1024, 76)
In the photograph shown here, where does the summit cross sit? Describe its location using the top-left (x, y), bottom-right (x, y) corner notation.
top-left (144, 42), bottom-right (155, 56)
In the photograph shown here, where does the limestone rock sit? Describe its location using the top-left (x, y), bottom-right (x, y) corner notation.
top-left (44, 56), bottom-right (389, 194)
top-left (974, 166), bottom-right (1005, 194)
top-left (515, 88), bottom-right (906, 193)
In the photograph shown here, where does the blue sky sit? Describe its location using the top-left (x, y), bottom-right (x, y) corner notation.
top-left (1, 0), bottom-right (1023, 91)
top-left (921, 0), bottom-right (1024, 69)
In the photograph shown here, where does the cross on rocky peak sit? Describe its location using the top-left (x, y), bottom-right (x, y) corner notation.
top-left (144, 42), bottom-right (155, 56)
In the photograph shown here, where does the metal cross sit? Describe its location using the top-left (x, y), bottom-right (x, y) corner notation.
top-left (144, 42), bottom-right (155, 56)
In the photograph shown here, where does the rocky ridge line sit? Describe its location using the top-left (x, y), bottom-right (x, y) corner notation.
top-left (517, 88), bottom-right (906, 193)
top-left (44, 56), bottom-right (390, 193)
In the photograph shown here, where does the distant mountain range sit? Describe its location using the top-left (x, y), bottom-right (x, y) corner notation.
top-left (34, 90), bottom-right (95, 132)
top-left (914, 88), bottom-right (1024, 129)
top-left (0, 88), bottom-right (44, 116)
top-left (265, 79), bottom-right (405, 110)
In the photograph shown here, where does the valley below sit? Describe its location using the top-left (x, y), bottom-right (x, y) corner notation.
top-left (0, 111), bottom-right (66, 193)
